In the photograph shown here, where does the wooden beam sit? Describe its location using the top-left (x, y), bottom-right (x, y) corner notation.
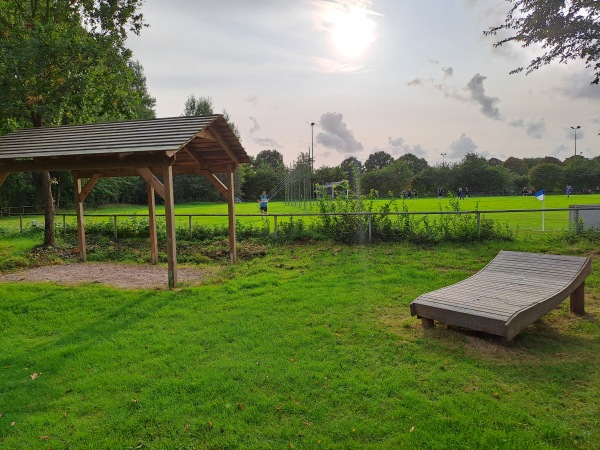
top-left (0, 152), bottom-right (175, 173)
top-left (137, 167), bottom-right (166, 199)
top-left (73, 163), bottom-right (238, 179)
top-left (163, 165), bottom-right (177, 289)
top-left (226, 165), bottom-right (237, 264)
top-left (197, 127), bottom-right (241, 165)
top-left (200, 170), bottom-right (228, 195)
top-left (147, 183), bottom-right (158, 265)
top-left (0, 172), bottom-right (8, 188)
top-left (74, 178), bottom-right (87, 261)
top-left (78, 174), bottom-right (100, 203)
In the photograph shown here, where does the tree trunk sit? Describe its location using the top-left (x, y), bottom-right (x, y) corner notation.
top-left (41, 170), bottom-right (56, 246)
top-left (32, 114), bottom-right (56, 247)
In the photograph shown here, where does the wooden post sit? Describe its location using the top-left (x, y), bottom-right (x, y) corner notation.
top-left (226, 165), bottom-right (237, 264)
top-left (570, 282), bottom-right (585, 315)
top-left (72, 174), bottom-right (100, 262)
top-left (75, 178), bottom-right (87, 261)
top-left (163, 165), bottom-right (177, 289)
top-left (421, 317), bottom-right (435, 328)
top-left (147, 183), bottom-right (158, 265)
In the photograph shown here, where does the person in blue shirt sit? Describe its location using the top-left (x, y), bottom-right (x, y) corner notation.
top-left (257, 191), bottom-right (269, 218)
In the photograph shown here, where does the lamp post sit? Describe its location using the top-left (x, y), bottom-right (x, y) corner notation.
top-left (570, 125), bottom-right (581, 156)
top-left (310, 122), bottom-right (315, 204)
top-left (441, 152), bottom-right (447, 165)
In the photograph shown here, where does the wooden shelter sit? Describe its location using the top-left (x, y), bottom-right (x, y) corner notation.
top-left (0, 115), bottom-right (251, 288)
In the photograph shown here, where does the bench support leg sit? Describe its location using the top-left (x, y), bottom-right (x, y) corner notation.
top-left (421, 317), bottom-right (435, 328)
top-left (570, 282), bottom-right (585, 315)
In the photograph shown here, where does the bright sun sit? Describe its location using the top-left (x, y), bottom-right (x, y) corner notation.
top-left (327, 6), bottom-right (376, 59)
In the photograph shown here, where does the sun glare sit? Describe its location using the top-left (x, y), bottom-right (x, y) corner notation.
top-left (327, 6), bottom-right (377, 59)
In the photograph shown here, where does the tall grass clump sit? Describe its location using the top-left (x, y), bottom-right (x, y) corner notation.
top-left (313, 185), bottom-right (513, 244)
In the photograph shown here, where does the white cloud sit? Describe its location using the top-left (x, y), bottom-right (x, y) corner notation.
top-left (558, 71), bottom-right (600, 100)
top-left (442, 66), bottom-right (454, 78)
top-left (249, 116), bottom-right (261, 134)
top-left (448, 133), bottom-right (477, 157)
top-left (383, 137), bottom-right (427, 157)
top-left (253, 137), bottom-right (281, 149)
top-left (466, 74), bottom-right (502, 120)
top-left (509, 118), bottom-right (546, 139)
top-left (316, 112), bottom-right (364, 154)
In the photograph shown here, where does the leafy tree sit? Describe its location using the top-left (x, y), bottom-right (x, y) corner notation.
top-left (0, 0), bottom-right (147, 245)
top-left (241, 165), bottom-right (280, 202)
top-left (488, 157), bottom-right (503, 167)
top-left (179, 94), bottom-right (244, 200)
top-left (564, 158), bottom-right (600, 191)
top-left (412, 167), bottom-right (438, 197)
top-left (129, 60), bottom-right (156, 120)
top-left (486, 1), bottom-right (600, 84)
top-left (397, 153), bottom-right (429, 175)
top-left (183, 94), bottom-right (240, 138)
top-left (314, 166), bottom-right (345, 185)
top-left (364, 151), bottom-right (394, 172)
top-left (542, 156), bottom-right (562, 165)
top-left (503, 156), bottom-right (528, 176)
top-left (339, 157), bottom-right (362, 194)
top-left (254, 150), bottom-right (286, 174)
top-left (455, 153), bottom-right (510, 194)
top-left (360, 160), bottom-right (413, 197)
top-left (528, 163), bottom-right (565, 191)
top-left (183, 95), bottom-right (214, 116)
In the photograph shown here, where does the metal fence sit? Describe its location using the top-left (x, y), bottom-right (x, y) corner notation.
top-left (2, 206), bottom-right (599, 241)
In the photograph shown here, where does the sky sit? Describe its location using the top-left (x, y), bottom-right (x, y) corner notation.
top-left (126, 0), bottom-right (600, 168)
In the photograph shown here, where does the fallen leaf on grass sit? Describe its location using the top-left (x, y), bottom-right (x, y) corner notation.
top-left (410, 426), bottom-right (415, 432)
top-left (40, 435), bottom-right (50, 441)
top-left (30, 373), bottom-right (39, 380)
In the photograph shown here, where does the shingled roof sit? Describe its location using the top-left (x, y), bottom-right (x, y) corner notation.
top-left (0, 115), bottom-right (250, 176)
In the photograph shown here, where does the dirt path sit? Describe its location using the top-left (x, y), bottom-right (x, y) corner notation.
top-left (0, 263), bottom-right (214, 289)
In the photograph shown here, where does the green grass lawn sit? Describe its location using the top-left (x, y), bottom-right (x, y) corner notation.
top-left (1, 233), bottom-right (599, 448)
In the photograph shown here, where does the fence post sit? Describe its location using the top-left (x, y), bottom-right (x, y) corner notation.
top-left (19, 215), bottom-right (23, 233)
top-left (189, 215), bottom-right (193, 240)
top-left (368, 213), bottom-right (372, 243)
top-left (113, 215), bottom-right (118, 239)
top-left (575, 209), bottom-right (580, 235)
top-left (274, 215), bottom-right (278, 238)
top-left (476, 211), bottom-right (481, 239)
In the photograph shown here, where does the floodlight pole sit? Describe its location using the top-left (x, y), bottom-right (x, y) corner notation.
top-left (310, 122), bottom-right (315, 206)
top-left (570, 125), bottom-right (581, 156)
top-left (441, 152), bottom-right (447, 165)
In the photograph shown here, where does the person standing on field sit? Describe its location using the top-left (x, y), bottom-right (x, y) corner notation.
top-left (258, 191), bottom-right (269, 218)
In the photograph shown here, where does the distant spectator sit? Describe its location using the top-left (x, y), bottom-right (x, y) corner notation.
top-left (566, 185), bottom-right (573, 197)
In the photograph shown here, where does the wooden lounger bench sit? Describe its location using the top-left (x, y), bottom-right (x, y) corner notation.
top-left (410, 251), bottom-right (592, 341)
